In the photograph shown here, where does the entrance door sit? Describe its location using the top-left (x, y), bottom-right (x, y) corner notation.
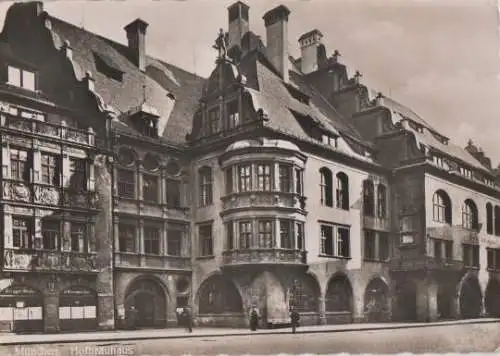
top-left (124, 278), bottom-right (167, 328)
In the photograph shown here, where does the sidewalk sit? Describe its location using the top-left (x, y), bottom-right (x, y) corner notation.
top-left (1, 318), bottom-right (499, 345)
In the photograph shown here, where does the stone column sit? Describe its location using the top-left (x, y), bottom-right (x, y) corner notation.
top-left (98, 293), bottom-right (115, 331)
top-left (319, 296), bottom-right (327, 325)
top-left (44, 291), bottom-right (59, 333)
top-left (163, 221), bottom-right (168, 256)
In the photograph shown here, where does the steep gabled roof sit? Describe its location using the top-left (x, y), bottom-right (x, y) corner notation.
top-left (43, 15), bottom-right (205, 145)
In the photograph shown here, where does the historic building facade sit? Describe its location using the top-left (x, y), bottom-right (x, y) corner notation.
top-left (0, 0), bottom-right (499, 333)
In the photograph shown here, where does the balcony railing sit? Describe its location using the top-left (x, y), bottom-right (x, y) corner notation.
top-left (1, 113), bottom-right (94, 146)
top-left (3, 248), bottom-right (98, 273)
top-left (2, 181), bottom-right (99, 210)
top-left (221, 192), bottom-right (306, 212)
top-left (114, 252), bottom-right (191, 270)
top-left (390, 255), bottom-right (463, 272)
top-left (222, 248), bottom-right (307, 266)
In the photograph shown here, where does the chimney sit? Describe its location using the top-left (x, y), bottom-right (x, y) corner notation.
top-left (298, 29), bottom-right (323, 74)
top-left (262, 5), bottom-right (291, 82)
top-left (228, 1), bottom-right (249, 52)
top-left (124, 18), bottom-right (149, 72)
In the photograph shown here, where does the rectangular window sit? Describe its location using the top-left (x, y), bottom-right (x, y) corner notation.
top-left (42, 220), bottom-right (59, 250)
top-left (225, 168), bottom-right (233, 194)
top-left (364, 230), bottom-right (376, 260)
top-left (199, 224), bottom-right (213, 257)
top-left (69, 158), bottom-right (87, 191)
top-left (321, 223), bottom-right (350, 258)
top-left (487, 249), bottom-right (495, 270)
top-left (227, 101), bottom-right (240, 129)
top-left (296, 222), bottom-right (304, 250)
top-left (379, 233), bottom-right (389, 261)
top-left (444, 240), bottom-right (453, 260)
top-left (256, 163), bottom-right (272, 191)
top-left (463, 244), bottom-right (480, 268)
top-left (280, 220), bottom-right (293, 249)
top-left (258, 220), bottom-right (273, 248)
top-left (295, 169), bottom-right (303, 195)
top-left (238, 164), bottom-right (252, 192)
top-left (142, 174), bottom-right (158, 203)
top-left (199, 169), bottom-right (213, 207)
top-left (167, 228), bottom-right (183, 256)
top-left (118, 224), bottom-right (136, 253)
top-left (12, 217), bottom-right (32, 249)
top-left (320, 224), bottom-right (334, 256)
top-left (10, 148), bottom-right (29, 182)
top-left (337, 227), bottom-right (350, 258)
top-left (239, 221), bottom-right (252, 249)
top-left (41, 154), bottom-right (59, 186)
top-left (144, 225), bottom-right (160, 255)
top-left (166, 179), bottom-right (181, 208)
top-left (208, 108), bottom-right (220, 135)
top-left (117, 169), bottom-right (135, 199)
top-left (434, 239), bottom-right (442, 260)
top-left (279, 165), bottom-right (291, 193)
top-left (226, 222), bottom-right (234, 250)
top-left (8, 66), bottom-right (21, 87)
top-left (23, 71), bottom-right (35, 91)
top-left (70, 223), bottom-right (86, 253)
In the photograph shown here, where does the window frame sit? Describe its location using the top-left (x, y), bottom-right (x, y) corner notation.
top-left (199, 167), bottom-right (213, 207)
top-left (144, 225), bottom-right (161, 255)
top-left (199, 224), bottom-right (214, 257)
top-left (320, 223), bottom-right (350, 258)
top-left (117, 168), bottom-right (136, 199)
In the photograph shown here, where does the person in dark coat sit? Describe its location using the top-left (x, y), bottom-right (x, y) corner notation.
top-left (127, 306), bottom-right (138, 330)
top-left (249, 306), bottom-right (259, 331)
top-left (181, 307), bottom-right (193, 333)
top-left (290, 306), bottom-right (300, 334)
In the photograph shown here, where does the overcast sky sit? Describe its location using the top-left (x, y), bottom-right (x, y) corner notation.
top-left (0, 0), bottom-right (499, 165)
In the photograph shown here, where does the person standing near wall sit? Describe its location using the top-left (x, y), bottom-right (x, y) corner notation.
top-left (249, 305), bottom-right (259, 331)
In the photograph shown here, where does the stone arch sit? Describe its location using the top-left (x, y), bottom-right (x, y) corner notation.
top-left (325, 273), bottom-right (353, 323)
top-left (364, 277), bottom-right (390, 322)
top-left (485, 277), bottom-right (500, 317)
top-left (288, 273), bottom-right (321, 313)
top-left (196, 274), bottom-right (243, 314)
top-left (395, 280), bottom-right (417, 321)
top-left (124, 276), bottom-right (168, 328)
top-left (59, 285), bottom-right (98, 332)
top-left (458, 274), bottom-right (482, 319)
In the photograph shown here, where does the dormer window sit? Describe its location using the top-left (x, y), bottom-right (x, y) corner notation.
top-left (322, 134), bottom-right (337, 148)
top-left (208, 107), bottom-right (220, 135)
top-left (8, 65), bottom-right (35, 91)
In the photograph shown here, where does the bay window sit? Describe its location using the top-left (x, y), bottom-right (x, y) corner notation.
top-left (256, 163), bottom-right (272, 191)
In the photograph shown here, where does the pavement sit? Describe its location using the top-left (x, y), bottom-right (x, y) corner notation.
top-left (0, 317), bottom-right (499, 346)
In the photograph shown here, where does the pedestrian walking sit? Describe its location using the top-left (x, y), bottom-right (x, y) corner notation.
top-left (176, 306), bottom-right (184, 327)
top-left (127, 305), bottom-right (138, 330)
top-left (181, 306), bottom-right (193, 333)
top-left (249, 306), bottom-right (259, 331)
top-left (290, 306), bottom-right (300, 334)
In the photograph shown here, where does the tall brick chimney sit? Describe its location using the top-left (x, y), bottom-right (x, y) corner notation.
top-left (228, 1), bottom-right (249, 53)
top-left (124, 18), bottom-right (149, 72)
top-left (298, 29), bottom-right (323, 74)
top-left (262, 5), bottom-right (291, 82)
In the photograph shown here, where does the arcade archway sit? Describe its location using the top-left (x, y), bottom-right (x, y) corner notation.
top-left (364, 278), bottom-right (390, 322)
top-left (485, 278), bottom-right (500, 317)
top-left (395, 280), bottom-right (417, 321)
top-left (124, 278), bottom-right (167, 328)
top-left (325, 274), bottom-right (353, 323)
top-left (459, 276), bottom-right (482, 319)
top-left (197, 275), bottom-right (243, 314)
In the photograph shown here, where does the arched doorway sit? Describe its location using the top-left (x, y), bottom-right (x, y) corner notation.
top-left (364, 278), bottom-right (390, 322)
top-left (198, 275), bottom-right (243, 314)
top-left (485, 278), bottom-right (500, 317)
top-left (125, 278), bottom-right (167, 328)
top-left (0, 284), bottom-right (43, 332)
top-left (59, 286), bottom-right (98, 332)
top-left (395, 280), bottom-right (417, 321)
top-left (459, 276), bottom-right (482, 319)
top-left (325, 274), bottom-right (353, 324)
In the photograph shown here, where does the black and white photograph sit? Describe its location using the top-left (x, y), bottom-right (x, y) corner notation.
top-left (0, 0), bottom-right (499, 355)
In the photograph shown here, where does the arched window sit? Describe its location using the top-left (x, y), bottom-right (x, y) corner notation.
top-left (336, 172), bottom-right (349, 210)
top-left (363, 180), bottom-right (375, 217)
top-left (486, 203), bottom-right (493, 235)
top-left (320, 167), bottom-right (333, 207)
top-left (432, 190), bottom-right (452, 224)
top-left (199, 166), bottom-right (213, 207)
top-left (462, 199), bottom-right (478, 230)
top-left (377, 184), bottom-right (387, 218)
top-left (494, 206), bottom-right (500, 236)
